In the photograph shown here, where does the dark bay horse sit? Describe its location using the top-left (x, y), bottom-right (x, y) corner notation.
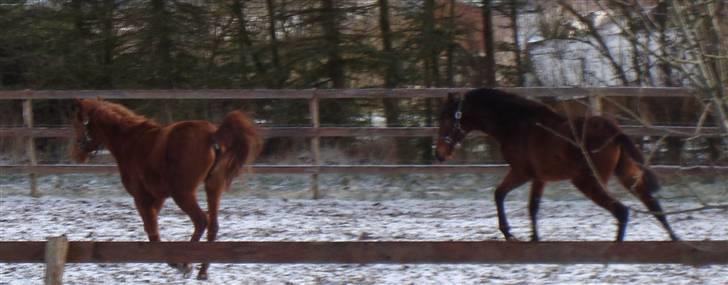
top-left (435, 88), bottom-right (678, 242)
top-left (71, 98), bottom-right (263, 279)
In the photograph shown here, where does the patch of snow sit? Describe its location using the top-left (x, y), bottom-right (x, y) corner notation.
top-left (1, 193), bottom-right (726, 284)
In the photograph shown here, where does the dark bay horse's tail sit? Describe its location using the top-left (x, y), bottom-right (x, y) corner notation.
top-left (615, 134), bottom-right (660, 193)
top-left (212, 111), bottom-right (264, 185)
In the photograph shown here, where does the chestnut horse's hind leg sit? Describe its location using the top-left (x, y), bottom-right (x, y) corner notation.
top-left (134, 195), bottom-right (191, 274)
top-left (133, 195), bottom-right (165, 242)
top-left (493, 171), bottom-right (529, 241)
top-left (171, 191), bottom-right (208, 278)
top-left (528, 180), bottom-right (545, 242)
top-left (195, 175), bottom-right (227, 281)
top-left (571, 174), bottom-right (630, 241)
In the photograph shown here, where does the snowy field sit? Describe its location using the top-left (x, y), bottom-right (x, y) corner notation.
top-left (1, 173), bottom-right (727, 284)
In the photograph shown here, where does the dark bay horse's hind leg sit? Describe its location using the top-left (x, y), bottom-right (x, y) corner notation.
top-left (635, 192), bottom-right (679, 240)
top-left (494, 171), bottom-right (529, 241)
top-left (528, 180), bottom-right (545, 242)
top-left (571, 174), bottom-right (630, 241)
top-left (616, 166), bottom-right (679, 241)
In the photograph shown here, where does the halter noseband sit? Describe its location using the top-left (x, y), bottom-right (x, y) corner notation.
top-left (442, 97), bottom-right (466, 147)
top-left (77, 119), bottom-right (99, 153)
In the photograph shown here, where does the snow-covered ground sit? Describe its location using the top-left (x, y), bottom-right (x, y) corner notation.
top-left (1, 173), bottom-right (727, 285)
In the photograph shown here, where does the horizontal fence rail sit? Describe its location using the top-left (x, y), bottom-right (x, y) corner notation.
top-left (2, 164), bottom-right (727, 175)
top-left (0, 125), bottom-right (723, 138)
top-left (0, 87), bottom-right (717, 100)
top-left (2, 88), bottom-right (726, 196)
top-left (2, 240), bottom-right (727, 265)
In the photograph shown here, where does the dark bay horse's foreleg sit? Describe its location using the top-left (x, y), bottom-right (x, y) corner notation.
top-left (494, 171), bottom-right (529, 241)
top-left (528, 180), bottom-right (545, 242)
top-left (571, 174), bottom-right (630, 241)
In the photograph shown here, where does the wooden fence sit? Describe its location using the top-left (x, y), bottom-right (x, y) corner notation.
top-left (1, 88), bottom-right (727, 284)
top-left (2, 237), bottom-right (727, 285)
top-left (1, 87), bottom-right (726, 198)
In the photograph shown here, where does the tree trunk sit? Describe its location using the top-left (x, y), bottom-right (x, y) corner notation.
top-left (509, 0), bottom-right (524, 86)
top-left (482, 0), bottom-right (496, 86)
top-left (321, 0), bottom-right (345, 88)
top-left (266, 0), bottom-right (284, 88)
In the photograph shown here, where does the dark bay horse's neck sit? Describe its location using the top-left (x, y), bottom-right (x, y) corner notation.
top-left (465, 108), bottom-right (566, 143)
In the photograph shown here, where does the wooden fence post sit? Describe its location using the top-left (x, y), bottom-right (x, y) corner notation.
top-left (589, 93), bottom-right (603, 116)
top-left (44, 235), bottom-right (69, 285)
top-left (309, 94), bottom-right (321, 199)
top-left (22, 99), bottom-right (39, 197)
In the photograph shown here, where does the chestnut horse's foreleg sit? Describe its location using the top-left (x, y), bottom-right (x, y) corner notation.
top-left (494, 171), bottom-right (529, 241)
top-left (571, 174), bottom-right (630, 241)
top-left (528, 180), bottom-right (545, 242)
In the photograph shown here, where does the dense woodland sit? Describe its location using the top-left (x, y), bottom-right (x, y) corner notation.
top-left (0, 0), bottom-right (726, 164)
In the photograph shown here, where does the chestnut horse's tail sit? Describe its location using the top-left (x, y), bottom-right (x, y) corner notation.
top-left (212, 111), bottom-right (264, 185)
top-left (616, 134), bottom-right (661, 193)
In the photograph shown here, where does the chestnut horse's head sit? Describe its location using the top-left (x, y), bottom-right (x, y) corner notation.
top-left (435, 92), bottom-right (468, 162)
top-left (70, 98), bottom-right (103, 163)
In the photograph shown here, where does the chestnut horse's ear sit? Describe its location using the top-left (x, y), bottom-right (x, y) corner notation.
top-left (72, 98), bottom-right (83, 111)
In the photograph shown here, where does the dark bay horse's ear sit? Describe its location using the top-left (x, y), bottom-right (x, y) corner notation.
top-left (447, 92), bottom-right (456, 101)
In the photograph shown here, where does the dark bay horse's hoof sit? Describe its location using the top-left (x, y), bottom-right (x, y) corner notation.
top-left (505, 236), bottom-right (521, 242)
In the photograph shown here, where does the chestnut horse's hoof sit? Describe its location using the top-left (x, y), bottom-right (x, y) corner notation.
top-left (197, 272), bottom-right (209, 281)
top-left (169, 263), bottom-right (192, 278)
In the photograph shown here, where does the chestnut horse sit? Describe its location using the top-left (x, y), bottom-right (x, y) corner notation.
top-left (435, 88), bottom-right (678, 242)
top-left (71, 98), bottom-right (263, 279)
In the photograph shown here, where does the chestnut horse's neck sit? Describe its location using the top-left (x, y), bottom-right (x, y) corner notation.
top-left (461, 89), bottom-right (566, 141)
top-left (87, 101), bottom-right (159, 154)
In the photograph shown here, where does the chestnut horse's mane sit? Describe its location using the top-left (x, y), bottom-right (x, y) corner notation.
top-left (89, 100), bottom-right (158, 128)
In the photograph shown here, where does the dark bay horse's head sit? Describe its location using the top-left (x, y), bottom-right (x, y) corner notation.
top-left (435, 92), bottom-right (468, 162)
top-left (70, 98), bottom-right (103, 163)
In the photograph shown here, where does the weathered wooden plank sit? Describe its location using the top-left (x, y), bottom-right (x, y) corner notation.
top-left (1, 164), bottom-right (726, 175)
top-left (0, 126), bottom-right (722, 138)
top-left (0, 87), bottom-right (710, 100)
top-left (1, 241), bottom-right (726, 265)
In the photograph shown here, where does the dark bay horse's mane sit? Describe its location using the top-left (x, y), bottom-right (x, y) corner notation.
top-left (464, 88), bottom-right (565, 125)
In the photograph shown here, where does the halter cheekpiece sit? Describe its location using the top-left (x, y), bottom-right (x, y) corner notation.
top-left (77, 119), bottom-right (98, 153)
top-left (442, 96), bottom-right (465, 147)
